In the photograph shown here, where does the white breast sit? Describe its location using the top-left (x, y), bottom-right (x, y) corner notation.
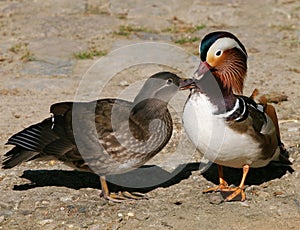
top-left (182, 93), bottom-right (271, 168)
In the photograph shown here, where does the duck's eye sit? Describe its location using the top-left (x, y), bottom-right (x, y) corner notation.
top-left (215, 50), bottom-right (222, 57)
top-left (166, 78), bottom-right (173, 85)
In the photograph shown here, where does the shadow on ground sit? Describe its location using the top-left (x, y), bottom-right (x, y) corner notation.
top-left (13, 161), bottom-right (293, 193)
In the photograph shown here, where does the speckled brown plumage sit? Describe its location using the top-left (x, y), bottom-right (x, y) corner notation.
top-left (2, 72), bottom-right (181, 202)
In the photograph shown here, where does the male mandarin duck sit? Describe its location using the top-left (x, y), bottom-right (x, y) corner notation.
top-left (180, 31), bottom-right (293, 202)
top-left (2, 72), bottom-right (181, 202)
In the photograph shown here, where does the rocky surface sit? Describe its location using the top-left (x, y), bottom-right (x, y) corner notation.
top-left (0, 0), bottom-right (299, 229)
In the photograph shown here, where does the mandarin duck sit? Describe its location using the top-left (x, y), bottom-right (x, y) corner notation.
top-left (2, 72), bottom-right (181, 202)
top-left (180, 31), bottom-right (293, 202)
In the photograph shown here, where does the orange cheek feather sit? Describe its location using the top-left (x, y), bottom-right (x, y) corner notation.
top-left (207, 53), bottom-right (226, 68)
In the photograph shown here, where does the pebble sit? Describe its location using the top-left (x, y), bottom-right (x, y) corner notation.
top-left (78, 207), bottom-right (86, 213)
top-left (60, 196), bottom-right (73, 202)
top-left (21, 210), bottom-right (32, 216)
top-left (13, 113), bottom-right (20, 118)
top-left (240, 201), bottom-right (250, 208)
top-left (208, 193), bottom-right (223, 205)
top-left (127, 212), bottom-right (134, 217)
top-left (119, 80), bottom-right (129, 86)
top-left (41, 200), bottom-right (50, 205)
top-left (38, 219), bottom-right (54, 226)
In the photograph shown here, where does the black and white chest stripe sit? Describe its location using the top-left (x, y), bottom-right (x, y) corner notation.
top-left (216, 96), bottom-right (266, 123)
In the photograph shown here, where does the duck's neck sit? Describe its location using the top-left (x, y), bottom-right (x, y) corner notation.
top-left (131, 99), bottom-right (168, 120)
top-left (194, 72), bottom-right (237, 114)
top-left (129, 99), bottom-right (171, 140)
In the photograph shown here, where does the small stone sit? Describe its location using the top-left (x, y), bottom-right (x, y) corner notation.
top-left (22, 210), bottom-right (32, 215)
top-left (41, 200), bottom-right (49, 205)
top-left (60, 196), bottom-right (73, 202)
top-left (119, 80), bottom-right (129, 86)
top-left (78, 207), bottom-right (86, 213)
top-left (208, 193), bottom-right (223, 205)
top-left (127, 212), bottom-right (134, 217)
top-left (34, 201), bottom-right (40, 207)
top-left (240, 201), bottom-right (250, 208)
top-left (273, 191), bottom-right (287, 198)
top-left (38, 219), bottom-right (54, 226)
top-left (13, 113), bottom-right (21, 118)
top-left (117, 213), bottom-right (123, 218)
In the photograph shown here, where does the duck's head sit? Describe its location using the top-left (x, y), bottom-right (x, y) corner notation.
top-left (195, 31), bottom-right (248, 94)
top-left (133, 72), bottom-right (181, 105)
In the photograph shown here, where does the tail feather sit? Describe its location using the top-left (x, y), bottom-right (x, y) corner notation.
top-left (269, 142), bottom-right (294, 173)
top-left (2, 147), bottom-right (39, 169)
top-left (6, 118), bottom-right (58, 152)
top-left (251, 89), bottom-right (294, 173)
top-left (2, 118), bottom-right (59, 169)
top-left (2, 114), bottom-right (77, 169)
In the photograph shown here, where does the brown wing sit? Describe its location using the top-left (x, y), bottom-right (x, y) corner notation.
top-left (245, 91), bottom-right (292, 167)
top-left (248, 89), bottom-right (281, 142)
top-left (3, 99), bottom-right (133, 172)
top-left (257, 95), bottom-right (280, 140)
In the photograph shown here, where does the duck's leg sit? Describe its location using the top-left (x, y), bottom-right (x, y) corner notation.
top-left (223, 164), bottom-right (249, 202)
top-left (203, 165), bottom-right (229, 193)
top-left (100, 176), bottom-right (146, 202)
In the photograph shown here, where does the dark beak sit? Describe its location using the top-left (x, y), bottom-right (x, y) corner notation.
top-left (194, 61), bottom-right (211, 78)
top-left (180, 78), bottom-right (196, 90)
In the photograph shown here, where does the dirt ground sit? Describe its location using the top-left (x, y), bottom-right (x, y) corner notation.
top-left (0, 0), bottom-right (299, 229)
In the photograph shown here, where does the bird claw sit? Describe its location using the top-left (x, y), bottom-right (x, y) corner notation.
top-left (101, 191), bottom-right (147, 203)
top-left (203, 165), bottom-right (249, 202)
top-left (121, 191), bottom-right (148, 200)
top-left (203, 184), bottom-right (246, 202)
top-left (203, 182), bottom-right (229, 193)
top-left (223, 187), bottom-right (246, 202)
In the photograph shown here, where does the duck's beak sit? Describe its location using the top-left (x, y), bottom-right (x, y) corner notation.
top-left (194, 61), bottom-right (211, 78)
top-left (179, 78), bottom-right (196, 90)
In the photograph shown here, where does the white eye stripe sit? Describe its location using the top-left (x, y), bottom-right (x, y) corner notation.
top-left (207, 37), bottom-right (247, 58)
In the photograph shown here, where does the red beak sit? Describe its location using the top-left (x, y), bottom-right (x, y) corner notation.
top-left (194, 61), bottom-right (211, 78)
top-left (179, 78), bottom-right (195, 90)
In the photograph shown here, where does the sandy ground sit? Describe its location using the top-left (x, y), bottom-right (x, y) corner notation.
top-left (0, 0), bottom-right (299, 229)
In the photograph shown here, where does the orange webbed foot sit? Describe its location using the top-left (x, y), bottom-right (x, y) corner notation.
top-left (203, 165), bottom-right (249, 202)
top-left (221, 187), bottom-right (246, 202)
top-left (203, 181), bottom-right (229, 193)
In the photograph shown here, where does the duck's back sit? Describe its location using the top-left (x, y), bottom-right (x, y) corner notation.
top-left (3, 98), bottom-right (173, 175)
